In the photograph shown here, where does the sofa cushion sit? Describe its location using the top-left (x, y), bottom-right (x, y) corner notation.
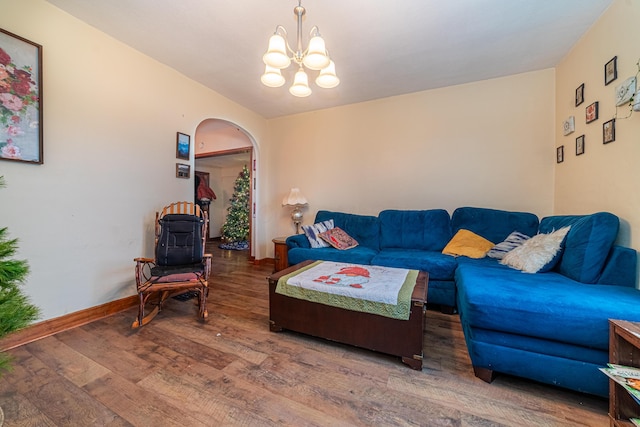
top-left (315, 211), bottom-right (380, 251)
top-left (442, 229), bottom-right (494, 258)
top-left (302, 219), bottom-right (334, 248)
top-left (372, 249), bottom-right (458, 281)
top-left (319, 227), bottom-right (358, 250)
top-left (287, 246), bottom-right (378, 266)
top-left (539, 212), bottom-right (619, 283)
top-left (500, 227), bottom-right (570, 273)
top-left (379, 209), bottom-right (451, 251)
top-left (455, 261), bottom-right (640, 350)
top-left (487, 231), bottom-right (530, 259)
top-left (451, 207), bottom-right (539, 244)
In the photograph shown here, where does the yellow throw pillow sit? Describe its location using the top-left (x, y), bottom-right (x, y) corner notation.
top-left (442, 229), bottom-right (494, 258)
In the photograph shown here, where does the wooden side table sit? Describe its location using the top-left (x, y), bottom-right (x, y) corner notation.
top-left (272, 237), bottom-right (289, 273)
top-left (609, 319), bottom-right (640, 426)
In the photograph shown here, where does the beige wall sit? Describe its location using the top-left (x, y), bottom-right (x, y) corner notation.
top-left (554, 0), bottom-right (640, 259)
top-left (265, 69), bottom-right (557, 243)
top-left (0, 0), bottom-right (268, 321)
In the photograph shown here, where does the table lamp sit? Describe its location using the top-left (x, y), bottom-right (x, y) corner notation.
top-left (282, 188), bottom-right (308, 234)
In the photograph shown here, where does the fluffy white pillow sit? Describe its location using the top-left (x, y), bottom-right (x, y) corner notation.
top-left (501, 227), bottom-right (570, 273)
top-left (302, 219), bottom-right (334, 248)
top-left (487, 231), bottom-right (530, 259)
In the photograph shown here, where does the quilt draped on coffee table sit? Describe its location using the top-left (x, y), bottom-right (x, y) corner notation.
top-left (276, 261), bottom-right (418, 320)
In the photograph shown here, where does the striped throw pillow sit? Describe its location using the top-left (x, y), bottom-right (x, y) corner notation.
top-left (302, 220), bottom-right (334, 248)
top-left (487, 231), bottom-right (530, 259)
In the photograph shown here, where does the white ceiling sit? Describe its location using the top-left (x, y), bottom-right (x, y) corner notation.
top-left (46, 0), bottom-right (613, 119)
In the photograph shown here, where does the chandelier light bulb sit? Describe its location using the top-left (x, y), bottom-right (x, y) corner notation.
top-left (263, 34), bottom-right (291, 69)
top-left (316, 60), bottom-right (340, 89)
top-left (261, 65), bottom-right (285, 87)
top-left (302, 35), bottom-right (330, 70)
top-left (289, 68), bottom-right (312, 97)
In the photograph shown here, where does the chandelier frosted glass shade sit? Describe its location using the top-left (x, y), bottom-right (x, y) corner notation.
top-left (261, 1), bottom-right (338, 96)
top-left (261, 65), bottom-right (285, 87)
top-left (316, 60), bottom-right (340, 89)
top-left (289, 68), bottom-right (312, 97)
top-left (263, 34), bottom-right (291, 69)
top-left (302, 36), bottom-right (330, 70)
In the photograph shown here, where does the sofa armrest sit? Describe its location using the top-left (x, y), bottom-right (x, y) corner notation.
top-left (597, 245), bottom-right (638, 287)
top-left (286, 234), bottom-right (310, 249)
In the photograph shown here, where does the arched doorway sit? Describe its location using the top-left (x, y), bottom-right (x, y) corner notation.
top-left (194, 119), bottom-right (257, 260)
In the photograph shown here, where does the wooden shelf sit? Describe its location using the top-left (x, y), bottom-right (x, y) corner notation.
top-left (609, 319), bottom-right (640, 426)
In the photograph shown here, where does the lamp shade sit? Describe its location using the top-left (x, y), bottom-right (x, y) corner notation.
top-left (289, 68), bottom-right (312, 97)
top-left (261, 65), bottom-right (285, 87)
top-left (263, 34), bottom-right (291, 69)
top-left (302, 35), bottom-right (330, 70)
top-left (315, 60), bottom-right (340, 88)
top-left (282, 188), bottom-right (308, 206)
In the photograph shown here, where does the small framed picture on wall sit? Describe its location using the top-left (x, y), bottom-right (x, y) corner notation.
top-left (176, 132), bottom-right (190, 160)
top-left (603, 119), bottom-right (615, 144)
top-left (586, 101), bottom-right (599, 124)
top-left (176, 163), bottom-right (190, 178)
top-left (575, 83), bottom-right (584, 107)
top-left (576, 135), bottom-right (585, 155)
top-left (605, 56), bottom-right (617, 86)
top-left (556, 146), bottom-right (564, 163)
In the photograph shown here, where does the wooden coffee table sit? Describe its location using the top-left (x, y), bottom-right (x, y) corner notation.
top-left (267, 260), bottom-right (428, 369)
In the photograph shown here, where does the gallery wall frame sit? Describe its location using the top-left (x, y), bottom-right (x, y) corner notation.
top-left (586, 101), bottom-right (599, 124)
top-left (575, 83), bottom-right (584, 107)
top-left (556, 146), bottom-right (564, 164)
top-left (605, 56), bottom-right (617, 86)
top-left (603, 119), bottom-right (615, 144)
top-left (0, 28), bottom-right (43, 165)
top-left (176, 132), bottom-right (190, 160)
top-left (576, 135), bottom-right (585, 156)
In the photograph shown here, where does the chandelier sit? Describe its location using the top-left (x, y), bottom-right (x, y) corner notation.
top-left (261, 0), bottom-right (339, 97)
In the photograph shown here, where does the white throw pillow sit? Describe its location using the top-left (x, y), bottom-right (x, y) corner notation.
top-left (487, 231), bottom-right (531, 259)
top-left (302, 220), bottom-right (334, 248)
top-left (500, 227), bottom-right (570, 273)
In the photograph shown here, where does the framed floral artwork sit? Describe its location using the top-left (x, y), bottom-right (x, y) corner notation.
top-left (0, 29), bottom-right (43, 164)
top-left (586, 101), bottom-right (599, 124)
top-left (176, 132), bottom-right (190, 160)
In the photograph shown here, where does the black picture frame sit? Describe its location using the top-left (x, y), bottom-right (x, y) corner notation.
top-left (576, 135), bottom-right (585, 155)
top-left (0, 28), bottom-right (43, 165)
top-left (575, 83), bottom-right (584, 107)
top-left (605, 56), bottom-right (617, 86)
top-left (556, 146), bottom-right (564, 164)
top-left (176, 132), bottom-right (190, 160)
top-left (603, 119), bottom-right (615, 144)
top-left (586, 101), bottom-right (599, 124)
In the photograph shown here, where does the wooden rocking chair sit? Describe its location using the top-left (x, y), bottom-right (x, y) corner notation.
top-left (132, 201), bottom-right (212, 328)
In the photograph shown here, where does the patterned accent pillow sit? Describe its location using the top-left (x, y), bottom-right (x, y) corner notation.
top-left (501, 226), bottom-right (571, 273)
top-left (319, 227), bottom-right (359, 250)
top-left (487, 231), bottom-right (531, 259)
top-left (302, 220), bottom-right (334, 248)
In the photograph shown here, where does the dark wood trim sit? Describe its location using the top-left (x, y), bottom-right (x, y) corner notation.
top-left (195, 147), bottom-right (250, 158)
top-left (0, 295), bottom-right (138, 351)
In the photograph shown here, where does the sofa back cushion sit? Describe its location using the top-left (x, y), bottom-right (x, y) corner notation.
top-left (451, 207), bottom-right (539, 244)
top-left (379, 209), bottom-right (451, 250)
top-left (315, 211), bottom-right (380, 251)
top-left (539, 212), bottom-right (619, 283)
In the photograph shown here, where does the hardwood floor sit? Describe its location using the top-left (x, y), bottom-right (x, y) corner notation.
top-left (0, 244), bottom-right (609, 426)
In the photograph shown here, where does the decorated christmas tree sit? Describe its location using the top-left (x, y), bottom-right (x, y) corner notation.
top-left (221, 165), bottom-right (250, 245)
top-left (0, 176), bottom-right (40, 374)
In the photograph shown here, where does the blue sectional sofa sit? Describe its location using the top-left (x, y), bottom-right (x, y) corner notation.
top-left (285, 207), bottom-right (640, 396)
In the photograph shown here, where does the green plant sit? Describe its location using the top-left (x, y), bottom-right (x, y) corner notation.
top-left (0, 176), bottom-right (39, 373)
